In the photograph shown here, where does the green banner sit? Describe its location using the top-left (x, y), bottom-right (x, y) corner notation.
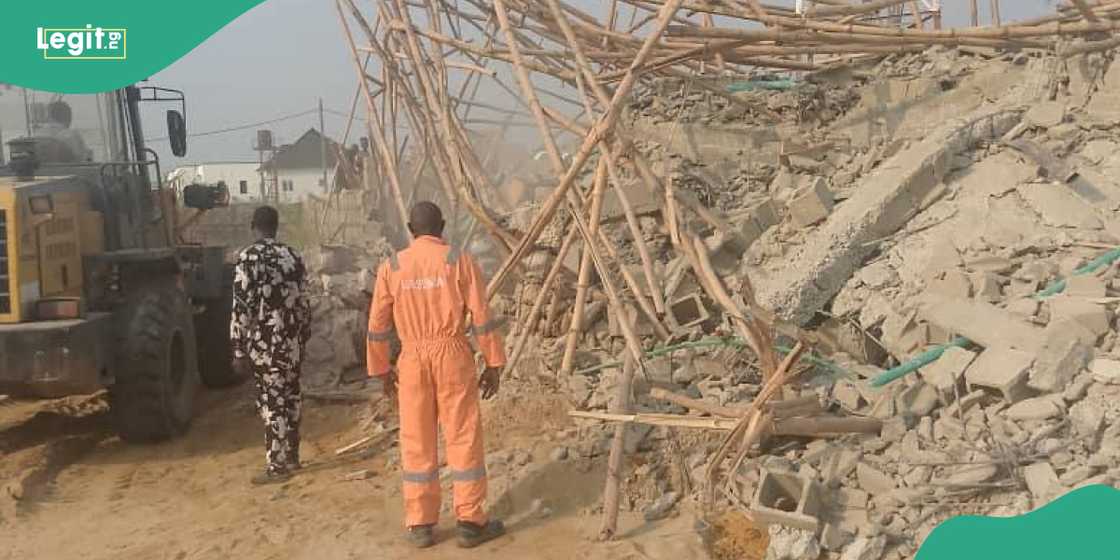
top-left (2, 1), bottom-right (264, 93)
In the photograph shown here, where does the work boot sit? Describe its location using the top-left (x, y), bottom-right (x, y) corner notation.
top-left (250, 469), bottom-right (292, 486)
top-left (406, 525), bottom-right (435, 549)
top-left (457, 519), bottom-right (505, 549)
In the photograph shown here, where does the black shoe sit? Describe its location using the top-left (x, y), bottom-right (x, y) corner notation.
top-left (457, 519), bottom-right (505, 549)
top-left (250, 469), bottom-right (292, 486)
top-left (407, 525), bottom-right (435, 549)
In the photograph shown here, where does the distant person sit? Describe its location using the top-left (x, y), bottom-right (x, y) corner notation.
top-left (366, 201), bottom-right (507, 549)
top-left (230, 206), bottom-right (312, 485)
top-left (35, 100), bottom-right (92, 162)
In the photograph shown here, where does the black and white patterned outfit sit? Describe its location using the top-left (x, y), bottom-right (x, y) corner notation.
top-left (231, 237), bottom-right (312, 475)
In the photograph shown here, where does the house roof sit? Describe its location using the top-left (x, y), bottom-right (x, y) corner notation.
top-left (260, 128), bottom-right (340, 171)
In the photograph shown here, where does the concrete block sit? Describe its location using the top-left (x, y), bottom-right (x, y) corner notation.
top-left (965, 348), bottom-right (1035, 403)
top-left (928, 270), bottom-right (973, 300)
top-left (751, 469), bottom-right (823, 531)
top-left (668, 293), bottom-right (709, 331)
top-left (1028, 321), bottom-right (1094, 393)
top-left (1047, 296), bottom-right (1111, 337)
top-left (788, 177), bottom-right (835, 227)
top-left (752, 198), bottom-right (780, 230)
top-left (856, 462), bottom-right (896, 495)
top-left (1065, 275), bottom-right (1107, 298)
top-left (919, 346), bottom-right (978, 404)
top-left (1070, 400), bottom-right (1105, 437)
top-left (766, 525), bottom-right (821, 560)
top-left (970, 272), bottom-right (1003, 303)
top-left (599, 180), bottom-right (660, 223)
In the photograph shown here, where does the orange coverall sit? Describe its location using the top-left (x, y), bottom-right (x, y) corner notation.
top-left (366, 235), bottom-right (506, 528)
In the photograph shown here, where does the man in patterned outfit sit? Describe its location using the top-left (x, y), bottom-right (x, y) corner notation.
top-left (230, 206), bottom-right (311, 485)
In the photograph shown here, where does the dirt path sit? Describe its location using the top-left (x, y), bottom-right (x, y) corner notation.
top-left (0, 385), bottom-right (711, 560)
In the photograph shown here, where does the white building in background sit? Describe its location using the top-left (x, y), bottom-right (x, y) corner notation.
top-left (258, 128), bottom-right (339, 203)
top-left (167, 161), bottom-right (261, 203)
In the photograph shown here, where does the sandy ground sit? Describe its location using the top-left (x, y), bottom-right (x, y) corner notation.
top-left (0, 383), bottom-right (717, 560)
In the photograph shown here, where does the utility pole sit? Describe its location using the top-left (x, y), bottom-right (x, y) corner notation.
top-left (319, 98), bottom-right (327, 195)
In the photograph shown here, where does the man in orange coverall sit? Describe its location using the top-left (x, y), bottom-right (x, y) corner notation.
top-left (366, 201), bottom-right (506, 549)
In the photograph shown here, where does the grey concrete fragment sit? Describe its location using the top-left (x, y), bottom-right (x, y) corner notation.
top-left (766, 525), bottom-right (821, 560)
top-left (760, 109), bottom-right (1022, 325)
top-left (965, 348), bottom-right (1035, 403)
top-left (841, 536), bottom-right (888, 560)
top-left (856, 463), bottom-right (896, 496)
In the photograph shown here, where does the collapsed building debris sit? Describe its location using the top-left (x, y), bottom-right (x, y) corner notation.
top-left (319, 0), bottom-right (1120, 558)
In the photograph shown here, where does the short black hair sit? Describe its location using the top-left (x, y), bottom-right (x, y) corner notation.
top-left (252, 205), bottom-right (279, 236)
top-left (408, 201), bottom-right (444, 237)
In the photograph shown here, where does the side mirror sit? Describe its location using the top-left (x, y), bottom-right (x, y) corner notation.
top-left (167, 110), bottom-right (187, 157)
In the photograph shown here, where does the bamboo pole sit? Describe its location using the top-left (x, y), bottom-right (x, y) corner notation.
top-left (599, 353), bottom-right (635, 541)
top-left (486, 0), bottom-right (686, 300)
top-left (560, 160), bottom-right (610, 376)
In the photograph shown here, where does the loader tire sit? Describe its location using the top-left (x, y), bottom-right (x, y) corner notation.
top-left (196, 265), bottom-right (244, 388)
top-left (109, 285), bottom-right (199, 442)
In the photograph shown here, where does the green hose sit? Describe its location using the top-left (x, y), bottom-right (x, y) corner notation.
top-left (870, 246), bottom-right (1120, 388)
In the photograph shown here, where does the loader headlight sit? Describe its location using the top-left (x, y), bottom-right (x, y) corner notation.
top-left (29, 195), bottom-right (54, 215)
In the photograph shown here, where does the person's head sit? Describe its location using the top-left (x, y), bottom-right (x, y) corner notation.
top-left (252, 205), bottom-right (280, 239)
top-left (47, 101), bottom-right (73, 128)
top-left (408, 201), bottom-right (444, 239)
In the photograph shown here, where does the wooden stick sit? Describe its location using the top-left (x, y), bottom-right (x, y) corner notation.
top-left (599, 354), bottom-right (636, 541)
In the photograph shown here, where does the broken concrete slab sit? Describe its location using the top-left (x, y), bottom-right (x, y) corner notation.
top-left (1090, 357), bottom-right (1120, 385)
top-left (760, 109), bottom-right (1022, 325)
top-left (965, 347), bottom-right (1035, 403)
top-left (766, 525), bottom-right (821, 560)
top-left (896, 381), bottom-right (940, 417)
top-left (788, 177), bottom-right (835, 227)
top-left (1024, 100), bottom-right (1066, 128)
top-left (1023, 462), bottom-right (1062, 502)
top-left (840, 536), bottom-right (887, 560)
top-left (1065, 275), bottom-right (1108, 298)
top-left (919, 346), bottom-right (978, 404)
top-left (1069, 400), bottom-right (1105, 437)
top-left (856, 463), bottom-right (896, 496)
top-left (919, 296), bottom-right (1046, 352)
top-left (1017, 183), bottom-right (1103, 230)
top-left (970, 272), bottom-right (1003, 303)
top-left (1004, 395), bottom-right (1064, 421)
top-left (1028, 321), bottom-right (1094, 393)
top-left (927, 270), bottom-right (973, 299)
top-left (1047, 296), bottom-right (1111, 337)
top-left (752, 469), bottom-right (823, 531)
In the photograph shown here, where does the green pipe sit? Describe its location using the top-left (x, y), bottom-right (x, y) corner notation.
top-left (869, 337), bottom-right (971, 388)
top-left (1034, 247), bottom-right (1120, 299)
top-left (872, 246), bottom-right (1120, 388)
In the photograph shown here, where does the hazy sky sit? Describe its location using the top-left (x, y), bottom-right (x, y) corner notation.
top-left (142, 0), bottom-right (1063, 169)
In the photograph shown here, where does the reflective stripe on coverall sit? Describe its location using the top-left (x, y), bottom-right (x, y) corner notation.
top-left (366, 235), bottom-right (506, 527)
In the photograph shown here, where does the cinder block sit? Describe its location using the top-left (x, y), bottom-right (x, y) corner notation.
top-left (788, 177), bottom-right (835, 227)
top-left (751, 469), bottom-right (822, 531)
top-left (668, 293), bottom-right (709, 331)
top-left (965, 348), bottom-right (1035, 403)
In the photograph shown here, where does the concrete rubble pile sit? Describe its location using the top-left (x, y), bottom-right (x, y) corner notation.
top-left (331, 0), bottom-right (1120, 553)
top-left (479, 47), bottom-right (1120, 560)
top-left (301, 240), bottom-right (394, 390)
